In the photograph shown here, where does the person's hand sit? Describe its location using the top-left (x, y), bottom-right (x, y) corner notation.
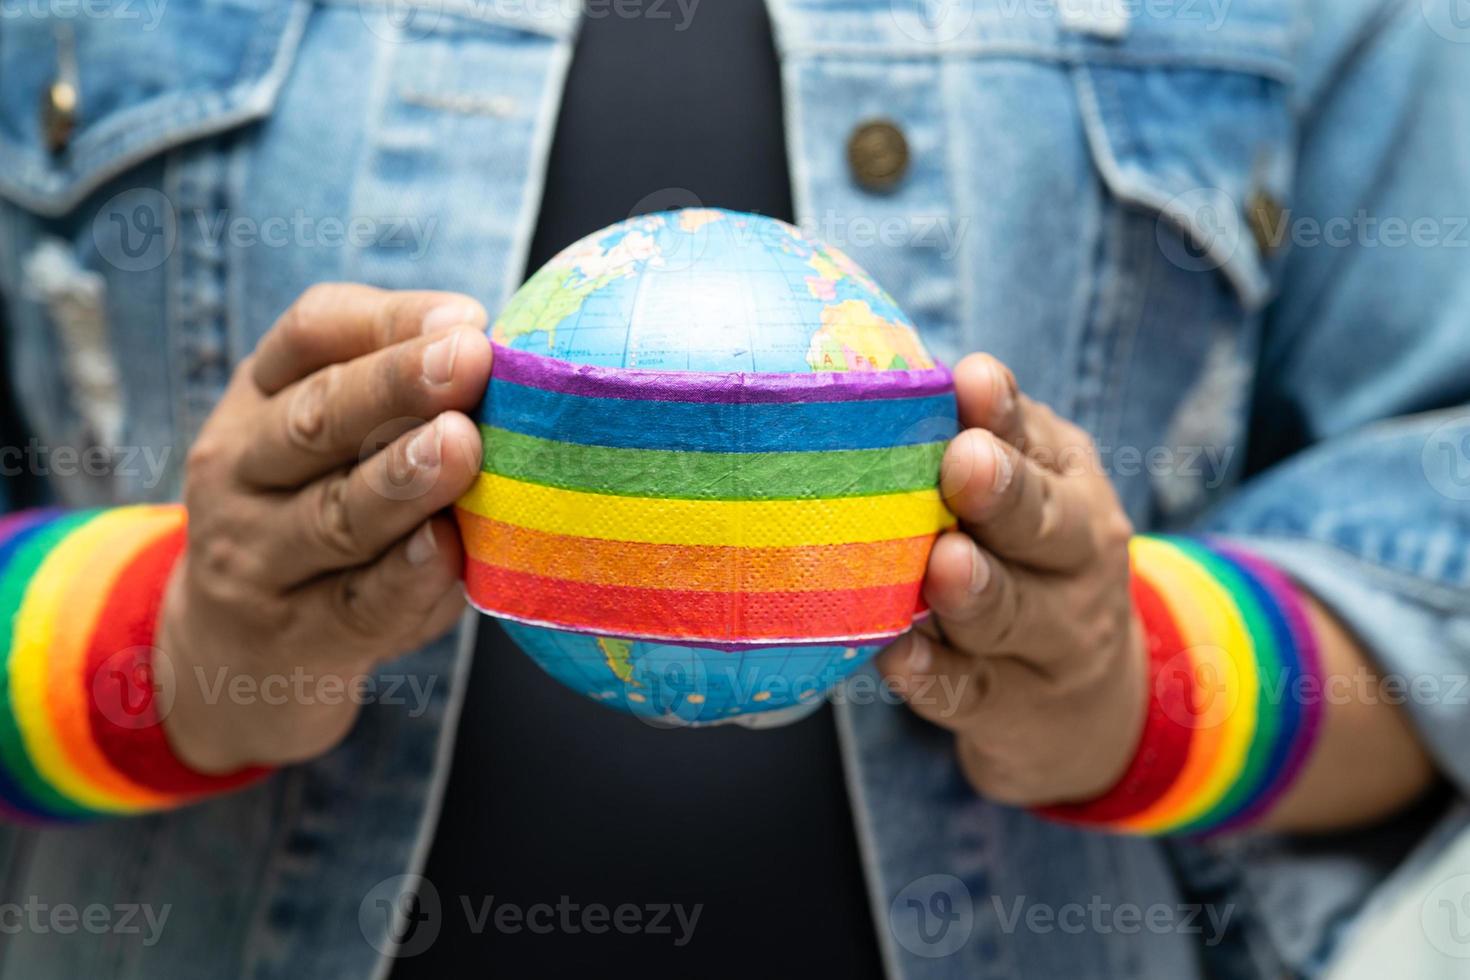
top-left (157, 284), bottom-right (492, 772)
top-left (877, 354), bottom-right (1146, 806)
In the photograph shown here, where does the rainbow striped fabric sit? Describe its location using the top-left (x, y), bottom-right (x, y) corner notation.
top-left (456, 344), bottom-right (958, 646)
top-left (0, 506), bottom-right (264, 821)
top-left (1038, 535), bottom-right (1324, 836)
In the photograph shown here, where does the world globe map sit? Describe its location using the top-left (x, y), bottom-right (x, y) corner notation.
top-left (487, 208), bottom-right (940, 727)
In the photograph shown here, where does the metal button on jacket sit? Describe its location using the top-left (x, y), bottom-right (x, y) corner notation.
top-left (1246, 188), bottom-right (1285, 257)
top-left (41, 78), bottom-right (78, 155)
top-left (847, 119), bottom-right (909, 193)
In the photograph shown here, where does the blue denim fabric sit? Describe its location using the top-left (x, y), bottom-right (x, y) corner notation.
top-left (0, 0), bottom-right (1467, 976)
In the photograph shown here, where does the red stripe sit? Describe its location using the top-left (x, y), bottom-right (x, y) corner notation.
top-left (1035, 569), bottom-right (1196, 825)
top-left (466, 559), bottom-right (927, 642)
top-left (85, 526), bottom-right (272, 797)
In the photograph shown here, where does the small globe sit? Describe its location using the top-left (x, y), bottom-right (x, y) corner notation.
top-left (457, 209), bottom-right (954, 726)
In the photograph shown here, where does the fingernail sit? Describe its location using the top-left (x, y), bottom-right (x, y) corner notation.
top-left (407, 418), bottom-right (441, 471)
top-left (991, 363), bottom-right (1016, 420)
top-left (969, 546), bottom-right (991, 594)
top-left (422, 332), bottom-right (461, 386)
top-left (421, 300), bottom-right (484, 335)
top-left (907, 632), bottom-right (933, 674)
top-left (989, 437), bottom-right (1014, 494)
top-left (406, 523), bottom-right (439, 566)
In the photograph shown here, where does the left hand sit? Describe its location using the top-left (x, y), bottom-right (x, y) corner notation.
top-left (876, 353), bottom-right (1146, 807)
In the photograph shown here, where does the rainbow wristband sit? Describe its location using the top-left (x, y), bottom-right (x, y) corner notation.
top-left (0, 506), bottom-right (268, 822)
top-left (1038, 535), bottom-right (1323, 837)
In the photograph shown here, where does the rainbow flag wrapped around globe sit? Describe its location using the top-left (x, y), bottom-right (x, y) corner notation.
top-left (456, 344), bottom-right (957, 647)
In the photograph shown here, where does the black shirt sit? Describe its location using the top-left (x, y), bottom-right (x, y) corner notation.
top-left (393, 3), bottom-right (883, 977)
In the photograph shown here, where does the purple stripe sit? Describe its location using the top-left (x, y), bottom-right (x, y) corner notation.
top-left (492, 343), bottom-right (953, 404)
top-left (1210, 542), bottom-right (1324, 827)
top-left (0, 509), bottom-right (59, 548)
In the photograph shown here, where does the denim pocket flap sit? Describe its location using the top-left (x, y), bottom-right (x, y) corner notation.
top-left (0, 0), bottom-right (309, 216)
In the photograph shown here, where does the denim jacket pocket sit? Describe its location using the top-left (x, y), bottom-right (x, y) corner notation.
top-left (1067, 4), bottom-right (1297, 314)
top-left (1054, 3), bottom-right (1299, 524)
top-left (0, 0), bottom-right (310, 217)
top-left (0, 0), bottom-right (310, 505)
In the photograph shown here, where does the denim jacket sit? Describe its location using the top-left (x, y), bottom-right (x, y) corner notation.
top-left (0, 0), bottom-right (1468, 977)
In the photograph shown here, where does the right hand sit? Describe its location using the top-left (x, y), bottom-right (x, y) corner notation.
top-left (157, 284), bottom-right (493, 772)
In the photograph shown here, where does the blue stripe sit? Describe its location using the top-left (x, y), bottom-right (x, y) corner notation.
top-left (1209, 548), bottom-right (1303, 819)
top-left (487, 381), bottom-right (957, 452)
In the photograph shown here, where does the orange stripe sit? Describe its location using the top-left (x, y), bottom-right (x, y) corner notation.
top-left (457, 511), bottom-right (935, 593)
top-left (465, 560), bottom-right (925, 643)
top-left (46, 506), bottom-right (183, 808)
top-left (1117, 559), bottom-right (1233, 832)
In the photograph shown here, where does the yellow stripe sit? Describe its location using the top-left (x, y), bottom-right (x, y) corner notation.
top-left (10, 508), bottom-right (169, 813)
top-left (47, 507), bottom-right (184, 809)
top-left (458, 472), bottom-right (955, 548)
top-left (1120, 537), bottom-right (1258, 832)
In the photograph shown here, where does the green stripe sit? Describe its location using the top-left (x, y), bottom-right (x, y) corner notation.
top-left (0, 511), bottom-right (99, 817)
top-left (1167, 538), bottom-right (1284, 834)
top-left (480, 425), bottom-right (947, 500)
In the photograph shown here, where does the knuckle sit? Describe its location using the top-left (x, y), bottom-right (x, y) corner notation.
top-left (958, 738), bottom-right (1038, 806)
top-left (286, 365), bottom-right (342, 452)
top-left (273, 286), bottom-right (336, 359)
top-left (1096, 510), bottom-right (1134, 567)
top-left (1102, 509), bottom-right (1135, 547)
top-left (370, 294), bottom-right (408, 349)
top-left (188, 533), bottom-right (282, 618)
top-left (308, 472), bottom-right (360, 560)
top-left (195, 530), bottom-right (244, 583)
top-left (383, 341), bottom-right (418, 398)
top-left (246, 591), bottom-right (296, 634)
top-left (184, 433), bottom-right (230, 482)
top-left (292, 282), bottom-right (347, 329)
top-left (333, 571), bottom-right (399, 640)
